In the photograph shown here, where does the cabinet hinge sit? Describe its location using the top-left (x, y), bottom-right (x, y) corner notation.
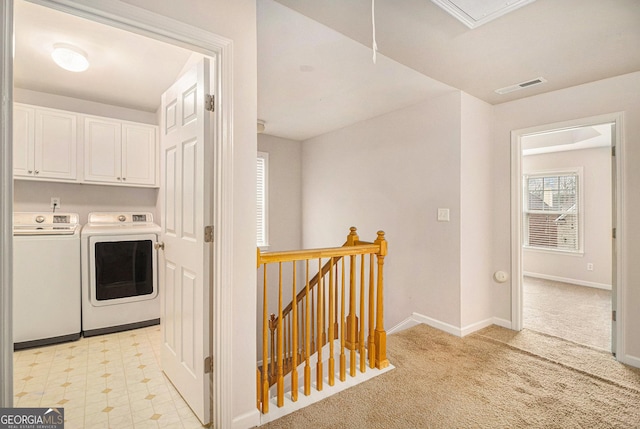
top-left (205, 94), bottom-right (215, 112)
top-left (204, 356), bottom-right (213, 374)
top-left (612, 310), bottom-right (617, 322)
top-left (612, 146), bottom-right (616, 157)
top-left (612, 228), bottom-right (616, 239)
top-left (205, 225), bottom-right (214, 243)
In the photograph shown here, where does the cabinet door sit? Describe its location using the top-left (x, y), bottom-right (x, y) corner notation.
top-left (84, 117), bottom-right (122, 183)
top-left (122, 123), bottom-right (157, 186)
top-left (13, 104), bottom-right (35, 177)
top-left (34, 109), bottom-right (77, 180)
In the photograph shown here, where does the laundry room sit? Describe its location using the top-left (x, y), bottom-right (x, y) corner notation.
top-left (11, 0), bottom-right (187, 341)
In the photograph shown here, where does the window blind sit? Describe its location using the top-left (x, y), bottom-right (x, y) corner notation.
top-left (257, 152), bottom-right (268, 247)
top-left (524, 173), bottom-right (579, 251)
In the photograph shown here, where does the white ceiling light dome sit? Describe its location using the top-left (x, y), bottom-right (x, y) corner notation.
top-left (51, 43), bottom-right (89, 72)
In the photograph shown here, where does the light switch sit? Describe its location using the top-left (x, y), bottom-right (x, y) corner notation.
top-left (437, 208), bottom-right (450, 222)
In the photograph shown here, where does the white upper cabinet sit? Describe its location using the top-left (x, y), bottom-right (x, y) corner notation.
top-left (14, 103), bottom-right (158, 187)
top-left (14, 104), bottom-right (77, 181)
top-left (84, 116), bottom-right (157, 186)
top-left (13, 104), bottom-right (35, 177)
top-left (122, 123), bottom-right (157, 186)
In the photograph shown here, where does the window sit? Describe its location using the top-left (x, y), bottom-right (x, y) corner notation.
top-left (523, 171), bottom-right (581, 252)
top-left (257, 152), bottom-right (269, 248)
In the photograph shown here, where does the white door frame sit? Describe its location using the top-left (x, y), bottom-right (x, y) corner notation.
top-left (510, 112), bottom-right (625, 360)
top-left (0, 1), bottom-right (235, 426)
top-left (0, 0), bottom-right (15, 409)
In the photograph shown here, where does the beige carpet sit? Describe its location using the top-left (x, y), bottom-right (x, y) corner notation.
top-left (260, 324), bottom-right (640, 428)
top-left (523, 276), bottom-right (611, 350)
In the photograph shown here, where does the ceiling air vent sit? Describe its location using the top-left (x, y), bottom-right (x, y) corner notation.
top-left (495, 77), bottom-right (547, 95)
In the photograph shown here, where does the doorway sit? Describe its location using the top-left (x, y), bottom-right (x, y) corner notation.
top-left (1, 1), bottom-right (234, 426)
top-left (510, 114), bottom-right (623, 357)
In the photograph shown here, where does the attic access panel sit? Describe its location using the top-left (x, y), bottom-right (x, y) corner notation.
top-left (431, 0), bottom-right (536, 29)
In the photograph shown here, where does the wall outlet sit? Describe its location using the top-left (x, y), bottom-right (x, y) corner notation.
top-left (51, 197), bottom-right (61, 209)
top-left (587, 263), bottom-right (594, 271)
top-left (437, 208), bottom-right (450, 222)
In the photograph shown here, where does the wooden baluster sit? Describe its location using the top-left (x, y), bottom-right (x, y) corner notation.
top-left (322, 273), bottom-right (327, 347)
top-left (374, 231), bottom-right (389, 369)
top-left (277, 263), bottom-right (284, 407)
top-left (261, 263), bottom-right (269, 413)
top-left (359, 254), bottom-right (366, 373)
top-left (348, 254), bottom-right (357, 377)
top-left (311, 283), bottom-right (315, 354)
top-left (316, 258), bottom-right (324, 391)
top-left (304, 260), bottom-right (311, 396)
top-left (291, 263), bottom-right (299, 401)
top-left (339, 257), bottom-right (346, 382)
top-left (257, 368), bottom-right (262, 410)
top-left (334, 262), bottom-right (339, 336)
top-left (368, 253), bottom-right (375, 369)
top-left (284, 314), bottom-right (289, 374)
top-left (269, 314), bottom-right (276, 383)
top-left (328, 257), bottom-right (335, 386)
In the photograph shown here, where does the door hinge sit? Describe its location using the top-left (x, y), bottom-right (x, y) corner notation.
top-left (612, 146), bottom-right (616, 157)
top-left (204, 356), bottom-right (213, 374)
top-left (205, 94), bottom-right (215, 112)
top-left (612, 228), bottom-right (616, 239)
top-left (612, 310), bottom-right (617, 322)
top-left (205, 225), bottom-right (214, 243)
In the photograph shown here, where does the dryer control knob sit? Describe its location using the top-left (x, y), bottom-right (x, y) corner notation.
top-left (118, 215), bottom-right (126, 222)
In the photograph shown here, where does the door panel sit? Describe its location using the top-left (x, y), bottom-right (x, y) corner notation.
top-left (159, 58), bottom-right (213, 425)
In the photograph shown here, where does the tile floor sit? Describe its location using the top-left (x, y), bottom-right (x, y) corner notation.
top-left (13, 325), bottom-right (206, 429)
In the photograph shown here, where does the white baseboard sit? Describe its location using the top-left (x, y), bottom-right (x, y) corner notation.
top-left (492, 317), bottom-right (512, 329)
top-left (524, 272), bottom-right (612, 290)
top-left (232, 409), bottom-right (261, 429)
top-left (620, 353), bottom-right (640, 369)
top-left (388, 313), bottom-right (513, 338)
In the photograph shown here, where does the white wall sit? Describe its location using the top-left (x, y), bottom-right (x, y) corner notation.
top-left (258, 134), bottom-right (303, 252)
top-left (460, 93), bottom-right (495, 330)
top-left (120, 0), bottom-right (258, 425)
top-left (302, 92), bottom-right (463, 329)
top-left (493, 72), bottom-right (640, 365)
top-left (522, 147), bottom-right (612, 288)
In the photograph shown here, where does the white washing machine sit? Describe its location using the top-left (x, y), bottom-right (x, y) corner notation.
top-left (13, 212), bottom-right (82, 349)
top-left (81, 212), bottom-right (161, 336)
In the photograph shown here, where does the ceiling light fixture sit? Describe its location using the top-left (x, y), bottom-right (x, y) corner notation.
top-left (51, 43), bottom-right (89, 72)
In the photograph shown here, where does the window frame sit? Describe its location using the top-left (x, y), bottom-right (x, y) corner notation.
top-left (522, 167), bottom-right (584, 255)
top-left (257, 151), bottom-right (269, 249)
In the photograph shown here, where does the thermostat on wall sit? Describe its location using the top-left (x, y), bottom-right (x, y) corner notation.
top-left (494, 271), bottom-right (509, 283)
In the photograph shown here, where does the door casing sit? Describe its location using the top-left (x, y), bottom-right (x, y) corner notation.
top-left (510, 112), bottom-right (625, 361)
top-left (0, 1), bottom-right (236, 426)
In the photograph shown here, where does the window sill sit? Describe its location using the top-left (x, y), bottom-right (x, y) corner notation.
top-left (523, 246), bottom-right (584, 257)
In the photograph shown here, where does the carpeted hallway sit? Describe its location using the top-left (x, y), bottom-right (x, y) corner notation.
top-left (523, 276), bottom-right (611, 350)
top-left (260, 324), bottom-right (640, 428)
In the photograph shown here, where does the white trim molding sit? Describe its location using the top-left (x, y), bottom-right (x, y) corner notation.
top-left (511, 112), bottom-right (625, 364)
top-left (0, 0), bottom-right (14, 408)
top-left (388, 313), bottom-right (512, 338)
top-left (524, 272), bottom-right (612, 291)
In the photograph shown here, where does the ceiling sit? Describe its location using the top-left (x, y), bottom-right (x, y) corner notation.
top-left (13, 0), bottom-right (640, 141)
top-left (13, 0), bottom-right (195, 112)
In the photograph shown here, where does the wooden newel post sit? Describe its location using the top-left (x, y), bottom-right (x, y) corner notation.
top-left (346, 226), bottom-right (359, 246)
top-left (374, 231), bottom-right (389, 369)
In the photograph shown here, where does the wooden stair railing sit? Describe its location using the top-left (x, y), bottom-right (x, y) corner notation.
top-left (256, 227), bottom-right (388, 414)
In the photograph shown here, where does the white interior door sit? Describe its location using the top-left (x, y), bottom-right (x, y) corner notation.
top-left (159, 58), bottom-right (213, 425)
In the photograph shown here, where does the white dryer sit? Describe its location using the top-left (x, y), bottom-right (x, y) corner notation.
top-left (13, 212), bottom-right (82, 349)
top-left (81, 212), bottom-right (161, 336)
